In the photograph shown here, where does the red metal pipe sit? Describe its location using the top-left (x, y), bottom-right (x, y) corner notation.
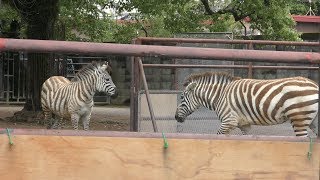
top-left (138, 37), bottom-right (320, 46)
top-left (137, 58), bottom-right (158, 132)
top-left (0, 38), bottom-right (320, 64)
top-left (142, 64), bottom-right (319, 70)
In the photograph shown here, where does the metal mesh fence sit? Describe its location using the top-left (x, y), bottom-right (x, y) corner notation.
top-left (139, 91), bottom-right (317, 137)
top-left (0, 52), bottom-right (119, 104)
top-left (138, 33), bottom-right (319, 137)
top-left (174, 32), bottom-right (235, 90)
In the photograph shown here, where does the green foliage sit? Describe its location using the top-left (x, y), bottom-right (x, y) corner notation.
top-left (58, 0), bottom-right (116, 42)
top-left (0, 4), bottom-right (20, 35)
top-left (115, 0), bottom-right (303, 41)
top-left (290, 0), bottom-right (320, 15)
top-left (2, 0), bottom-right (316, 43)
top-left (0, 4), bottom-right (19, 21)
top-left (113, 23), bottom-right (139, 43)
top-left (247, 0), bottom-right (301, 40)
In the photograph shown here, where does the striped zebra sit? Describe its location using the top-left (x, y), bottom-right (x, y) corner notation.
top-left (41, 61), bottom-right (117, 130)
top-left (175, 72), bottom-right (318, 137)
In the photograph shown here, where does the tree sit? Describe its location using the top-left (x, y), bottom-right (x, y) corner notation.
top-left (0, 3), bottom-right (21, 38)
top-left (113, 0), bottom-right (305, 41)
top-left (2, 0), bottom-right (59, 117)
top-left (58, 0), bottom-right (116, 42)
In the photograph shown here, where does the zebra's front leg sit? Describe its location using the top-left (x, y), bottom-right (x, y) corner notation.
top-left (239, 124), bottom-right (251, 135)
top-left (217, 119), bottom-right (238, 135)
top-left (81, 112), bottom-right (92, 131)
top-left (71, 113), bottom-right (80, 130)
top-left (51, 116), bottom-right (65, 129)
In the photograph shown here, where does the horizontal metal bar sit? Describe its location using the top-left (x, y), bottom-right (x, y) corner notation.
top-left (0, 38), bottom-right (320, 64)
top-left (0, 128), bottom-right (13, 134)
top-left (138, 37), bottom-right (320, 47)
top-left (0, 128), bottom-right (315, 142)
top-left (143, 64), bottom-right (319, 70)
top-left (139, 90), bottom-right (182, 94)
top-left (67, 56), bottom-right (110, 59)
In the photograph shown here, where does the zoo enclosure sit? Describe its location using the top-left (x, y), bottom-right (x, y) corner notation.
top-left (131, 37), bottom-right (320, 136)
top-left (0, 38), bottom-right (319, 179)
top-left (0, 38), bottom-right (319, 138)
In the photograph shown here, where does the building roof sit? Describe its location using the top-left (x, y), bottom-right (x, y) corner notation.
top-left (292, 15), bottom-right (320, 23)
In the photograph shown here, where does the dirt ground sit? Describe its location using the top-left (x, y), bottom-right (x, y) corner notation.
top-left (0, 105), bottom-right (130, 131)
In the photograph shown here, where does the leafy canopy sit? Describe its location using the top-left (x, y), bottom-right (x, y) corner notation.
top-left (2, 0), bottom-right (319, 42)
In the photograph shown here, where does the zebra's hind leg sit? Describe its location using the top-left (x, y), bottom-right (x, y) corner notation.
top-left (71, 113), bottom-right (80, 130)
top-left (81, 112), bottom-right (92, 131)
top-left (51, 118), bottom-right (60, 129)
top-left (291, 120), bottom-right (308, 137)
top-left (43, 110), bottom-right (53, 129)
top-left (59, 117), bottom-right (66, 128)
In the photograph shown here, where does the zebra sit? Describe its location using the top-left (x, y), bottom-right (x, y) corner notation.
top-left (41, 61), bottom-right (117, 130)
top-left (175, 72), bottom-right (318, 137)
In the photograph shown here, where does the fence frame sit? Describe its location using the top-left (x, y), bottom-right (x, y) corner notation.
top-left (132, 37), bottom-right (320, 136)
top-left (0, 37), bottom-right (319, 138)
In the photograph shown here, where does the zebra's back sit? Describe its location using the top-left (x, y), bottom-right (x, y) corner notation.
top-left (41, 76), bottom-right (71, 117)
top-left (225, 76), bottom-right (318, 127)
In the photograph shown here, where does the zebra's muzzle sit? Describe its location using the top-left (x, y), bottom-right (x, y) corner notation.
top-left (175, 114), bottom-right (185, 123)
top-left (110, 89), bottom-right (118, 99)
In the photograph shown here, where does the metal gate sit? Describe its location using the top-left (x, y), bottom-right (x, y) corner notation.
top-left (0, 53), bottom-right (113, 104)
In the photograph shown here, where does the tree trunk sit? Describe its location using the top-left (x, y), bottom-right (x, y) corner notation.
top-left (20, 1), bottom-right (59, 111)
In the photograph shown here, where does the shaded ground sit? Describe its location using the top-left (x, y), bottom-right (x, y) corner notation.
top-left (0, 105), bottom-right (130, 131)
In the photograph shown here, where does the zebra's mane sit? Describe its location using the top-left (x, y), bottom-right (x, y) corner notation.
top-left (184, 72), bottom-right (241, 86)
top-left (71, 61), bottom-right (112, 82)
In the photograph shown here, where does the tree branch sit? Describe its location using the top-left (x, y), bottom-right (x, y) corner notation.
top-left (134, 16), bottom-right (148, 37)
top-left (199, 0), bottom-right (254, 21)
top-left (200, 0), bottom-right (214, 15)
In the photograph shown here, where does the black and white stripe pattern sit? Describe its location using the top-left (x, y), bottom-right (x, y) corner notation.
top-left (175, 72), bottom-right (318, 137)
top-left (41, 61), bottom-right (117, 130)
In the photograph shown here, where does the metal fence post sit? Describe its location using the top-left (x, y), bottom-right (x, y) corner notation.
top-left (318, 65), bottom-right (320, 138)
top-left (138, 57), bottom-right (158, 132)
top-left (247, 43), bottom-right (253, 78)
top-left (130, 39), bottom-right (141, 132)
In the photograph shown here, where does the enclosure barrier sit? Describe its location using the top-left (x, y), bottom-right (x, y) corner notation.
top-left (0, 38), bottom-right (319, 179)
top-left (0, 129), bottom-right (319, 179)
top-left (131, 37), bottom-right (320, 136)
top-left (0, 38), bottom-right (319, 63)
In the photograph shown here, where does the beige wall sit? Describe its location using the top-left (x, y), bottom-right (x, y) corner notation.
top-left (140, 94), bottom-right (177, 118)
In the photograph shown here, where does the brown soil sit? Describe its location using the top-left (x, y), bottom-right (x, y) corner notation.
top-left (0, 105), bottom-right (130, 131)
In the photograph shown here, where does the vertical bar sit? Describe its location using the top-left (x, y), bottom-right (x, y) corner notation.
top-left (138, 57), bottom-right (158, 132)
top-left (318, 66), bottom-right (320, 138)
top-left (0, 52), bottom-right (3, 99)
top-left (6, 53), bottom-right (10, 103)
top-left (130, 55), bottom-right (136, 131)
top-left (129, 41), bottom-right (135, 131)
top-left (12, 53), bottom-right (15, 100)
top-left (173, 58), bottom-right (178, 90)
top-left (18, 53), bottom-right (22, 102)
top-left (247, 43), bottom-right (253, 78)
top-left (130, 39), bottom-right (140, 132)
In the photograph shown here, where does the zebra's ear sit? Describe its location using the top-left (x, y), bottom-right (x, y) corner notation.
top-left (186, 82), bottom-right (197, 91)
top-left (101, 62), bottom-right (108, 71)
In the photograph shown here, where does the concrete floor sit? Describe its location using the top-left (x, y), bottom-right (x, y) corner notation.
top-left (139, 108), bottom-right (318, 137)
